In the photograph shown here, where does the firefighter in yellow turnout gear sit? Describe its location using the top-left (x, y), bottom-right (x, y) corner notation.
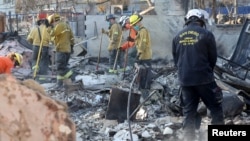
top-left (47, 14), bottom-right (76, 89)
top-left (129, 14), bottom-right (152, 65)
top-left (129, 14), bottom-right (153, 99)
top-left (102, 14), bottom-right (124, 73)
top-left (27, 12), bottom-right (51, 83)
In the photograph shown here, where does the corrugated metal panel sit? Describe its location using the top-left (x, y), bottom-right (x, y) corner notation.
top-left (230, 19), bottom-right (250, 66)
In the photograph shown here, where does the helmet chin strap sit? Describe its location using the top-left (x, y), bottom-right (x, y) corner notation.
top-left (185, 22), bottom-right (206, 29)
top-left (184, 17), bottom-right (206, 29)
top-left (14, 60), bottom-right (19, 67)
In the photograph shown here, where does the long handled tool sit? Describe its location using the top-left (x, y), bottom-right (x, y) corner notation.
top-left (96, 32), bottom-right (103, 71)
top-left (123, 29), bottom-right (131, 79)
top-left (123, 49), bottom-right (128, 76)
top-left (112, 30), bottom-right (123, 72)
top-left (33, 26), bottom-right (46, 79)
top-left (73, 36), bottom-right (97, 47)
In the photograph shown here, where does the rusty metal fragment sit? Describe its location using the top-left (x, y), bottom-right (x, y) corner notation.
top-left (105, 87), bottom-right (141, 123)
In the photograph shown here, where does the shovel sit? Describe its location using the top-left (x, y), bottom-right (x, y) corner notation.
top-left (96, 32), bottom-right (103, 71)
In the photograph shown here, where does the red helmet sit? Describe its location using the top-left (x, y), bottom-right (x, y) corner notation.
top-left (37, 13), bottom-right (47, 20)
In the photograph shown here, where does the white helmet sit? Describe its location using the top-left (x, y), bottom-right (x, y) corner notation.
top-left (119, 15), bottom-right (129, 27)
top-left (185, 9), bottom-right (204, 20)
top-left (185, 9), bottom-right (206, 26)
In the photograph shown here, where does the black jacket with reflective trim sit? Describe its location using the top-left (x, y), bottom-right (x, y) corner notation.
top-left (172, 22), bottom-right (217, 86)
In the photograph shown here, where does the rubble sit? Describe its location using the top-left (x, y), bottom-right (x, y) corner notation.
top-left (1, 47), bottom-right (250, 141)
top-left (1, 13), bottom-right (250, 141)
top-left (41, 57), bottom-right (250, 141)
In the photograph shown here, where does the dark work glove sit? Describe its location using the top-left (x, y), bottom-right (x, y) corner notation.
top-left (101, 28), bottom-right (106, 34)
top-left (118, 46), bottom-right (124, 51)
top-left (71, 45), bottom-right (74, 54)
top-left (136, 53), bottom-right (141, 61)
top-left (37, 20), bottom-right (41, 26)
top-left (45, 19), bottom-right (53, 28)
top-left (45, 19), bottom-right (50, 27)
top-left (127, 36), bottom-right (134, 42)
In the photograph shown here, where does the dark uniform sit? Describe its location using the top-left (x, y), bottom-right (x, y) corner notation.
top-left (172, 9), bottom-right (224, 141)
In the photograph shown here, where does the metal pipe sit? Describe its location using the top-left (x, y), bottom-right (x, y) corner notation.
top-left (9, 11), bottom-right (12, 32)
top-left (127, 70), bottom-right (139, 141)
top-left (129, 90), bottom-right (157, 119)
top-left (16, 14), bottom-right (18, 33)
top-left (233, 0), bottom-right (238, 15)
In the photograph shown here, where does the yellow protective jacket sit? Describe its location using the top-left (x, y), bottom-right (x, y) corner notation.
top-left (107, 23), bottom-right (122, 51)
top-left (27, 24), bottom-right (50, 47)
top-left (135, 26), bottom-right (152, 60)
top-left (48, 21), bottom-right (74, 53)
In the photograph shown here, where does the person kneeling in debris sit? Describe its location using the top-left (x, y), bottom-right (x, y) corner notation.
top-left (27, 12), bottom-right (51, 83)
top-left (0, 52), bottom-right (23, 74)
top-left (47, 13), bottom-right (77, 89)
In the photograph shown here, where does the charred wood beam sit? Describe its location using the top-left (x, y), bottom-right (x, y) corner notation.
top-left (96, 0), bottom-right (110, 5)
top-left (139, 6), bottom-right (155, 15)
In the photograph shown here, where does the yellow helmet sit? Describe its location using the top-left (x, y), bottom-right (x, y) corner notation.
top-left (14, 53), bottom-right (23, 66)
top-left (129, 14), bottom-right (143, 26)
top-left (48, 13), bottom-right (60, 24)
top-left (7, 52), bottom-right (23, 66)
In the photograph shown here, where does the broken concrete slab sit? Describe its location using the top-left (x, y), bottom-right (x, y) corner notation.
top-left (75, 73), bottom-right (122, 87)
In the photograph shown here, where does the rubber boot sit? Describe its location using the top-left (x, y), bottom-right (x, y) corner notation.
top-left (70, 71), bottom-right (78, 83)
top-left (108, 69), bottom-right (114, 73)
